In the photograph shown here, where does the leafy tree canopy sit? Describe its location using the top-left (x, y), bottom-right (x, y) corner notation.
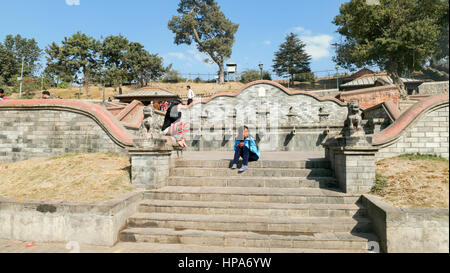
top-left (333, 0), bottom-right (447, 95)
top-left (3, 34), bottom-right (42, 77)
top-left (168, 0), bottom-right (239, 84)
top-left (272, 32), bottom-right (312, 85)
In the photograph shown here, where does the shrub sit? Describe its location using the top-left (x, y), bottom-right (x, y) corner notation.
top-left (371, 173), bottom-right (388, 196)
top-left (294, 72), bottom-right (315, 82)
top-left (239, 70), bottom-right (272, 84)
top-left (162, 69), bottom-right (186, 83)
top-left (57, 81), bottom-right (70, 89)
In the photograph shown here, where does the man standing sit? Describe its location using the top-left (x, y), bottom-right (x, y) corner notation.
top-left (187, 85), bottom-right (195, 105)
top-left (0, 89), bottom-right (8, 101)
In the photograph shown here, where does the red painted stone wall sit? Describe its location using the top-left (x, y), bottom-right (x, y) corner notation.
top-left (338, 85), bottom-right (400, 109)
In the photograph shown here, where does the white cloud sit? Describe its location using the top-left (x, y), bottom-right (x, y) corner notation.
top-left (187, 46), bottom-right (214, 67)
top-left (263, 40), bottom-right (271, 45)
top-left (292, 26), bottom-right (312, 36)
top-left (165, 46), bottom-right (214, 68)
top-left (167, 52), bottom-right (186, 60)
top-left (290, 26), bottom-right (334, 60)
top-left (65, 0), bottom-right (80, 6)
top-left (301, 34), bottom-right (334, 60)
top-left (187, 48), bottom-right (205, 63)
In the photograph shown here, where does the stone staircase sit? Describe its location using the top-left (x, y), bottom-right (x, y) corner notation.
top-left (119, 158), bottom-right (379, 252)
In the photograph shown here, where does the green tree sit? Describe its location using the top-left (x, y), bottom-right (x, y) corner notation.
top-left (426, 0), bottom-right (449, 79)
top-left (3, 34), bottom-right (42, 77)
top-left (125, 42), bottom-right (166, 87)
top-left (168, 0), bottom-right (239, 84)
top-left (272, 33), bottom-right (312, 85)
top-left (0, 42), bottom-right (17, 85)
top-left (162, 66), bottom-right (186, 83)
top-left (44, 42), bottom-right (76, 86)
top-left (101, 35), bottom-right (130, 89)
top-left (54, 32), bottom-right (102, 96)
top-left (333, 0), bottom-right (445, 96)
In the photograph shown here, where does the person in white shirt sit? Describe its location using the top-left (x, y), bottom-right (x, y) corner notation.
top-left (187, 85), bottom-right (195, 105)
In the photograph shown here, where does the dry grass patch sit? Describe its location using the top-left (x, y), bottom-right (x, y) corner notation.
top-left (0, 153), bottom-right (136, 203)
top-left (373, 154), bottom-right (449, 208)
top-left (9, 82), bottom-right (246, 100)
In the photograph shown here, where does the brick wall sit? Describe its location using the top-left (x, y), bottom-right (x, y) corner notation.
top-left (0, 109), bottom-right (128, 163)
top-left (376, 105), bottom-right (449, 159)
top-left (338, 85), bottom-right (399, 109)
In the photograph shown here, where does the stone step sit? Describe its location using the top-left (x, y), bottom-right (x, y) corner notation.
top-left (170, 167), bottom-right (333, 178)
top-left (144, 187), bottom-right (360, 204)
top-left (126, 213), bottom-right (373, 233)
top-left (112, 241), bottom-right (372, 253)
top-left (120, 228), bottom-right (378, 252)
top-left (174, 160), bottom-right (331, 169)
top-left (120, 228), bottom-right (377, 251)
top-left (138, 200), bottom-right (367, 218)
top-left (168, 176), bottom-right (338, 189)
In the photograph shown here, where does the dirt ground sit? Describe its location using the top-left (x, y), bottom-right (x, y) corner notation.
top-left (0, 153), bottom-right (136, 203)
top-left (374, 155), bottom-right (449, 208)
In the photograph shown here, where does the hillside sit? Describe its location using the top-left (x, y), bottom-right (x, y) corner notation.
top-left (9, 82), bottom-right (247, 100)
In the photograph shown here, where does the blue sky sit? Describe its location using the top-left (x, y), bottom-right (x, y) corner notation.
top-left (0, 0), bottom-right (350, 78)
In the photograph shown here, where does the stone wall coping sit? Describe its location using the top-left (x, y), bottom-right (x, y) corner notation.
top-left (127, 147), bottom-right (173, 154)
top-left (372, 94), bottom-right (450, 146)
top-left (331, 146), bottom-right (379, 154)
top-left (382, 100), bottom-right (402, 121)
top-left (0, 99), bottom-right (136, 147)
top-left (362, 194), bottom-right (402, 214)
top-left (362, 194), bottom-right (449, 219)
top-left (0, 190), bottom-right (144, 216)
top-left (185, 80), bottom-right (348, 109)
top-left (116, 100), bottom-right (143, 122)
top-left (363, 100), bottom-right (401, 121)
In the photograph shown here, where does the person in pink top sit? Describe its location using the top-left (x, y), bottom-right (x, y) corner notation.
top-left (0, 89), bottom-right (9, 101)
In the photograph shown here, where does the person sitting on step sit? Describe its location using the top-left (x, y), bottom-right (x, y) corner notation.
top-left (231, 126), bottom-right (260, 173)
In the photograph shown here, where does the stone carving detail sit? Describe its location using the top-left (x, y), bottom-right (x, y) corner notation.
top-left (318, 107), bottom-right (330, 123)
top-left (344, 101), bottom-right (368, 146)
top-left (135, 106), bottom-right (165, 148)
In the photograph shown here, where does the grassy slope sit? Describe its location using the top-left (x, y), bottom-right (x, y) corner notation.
top-left (373, 154), bottom-right (449, 208)
top-left (0, 153), bottom-right (136, 203)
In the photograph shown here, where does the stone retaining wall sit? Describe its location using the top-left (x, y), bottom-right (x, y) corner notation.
top-left (362, 195), bottom-right (449, 253)
top-left (0, 191), bottom-right (143, 246)
top-left (0, 100), bottom-right (135, 163)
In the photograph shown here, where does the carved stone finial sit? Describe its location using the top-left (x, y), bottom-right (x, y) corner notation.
top-left (344, 101), bottom-right (368, 146)
top-left (135, 106), bottom-right (165, 148)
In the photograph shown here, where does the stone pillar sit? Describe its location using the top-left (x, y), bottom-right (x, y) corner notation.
top-left (128, 147), bottom-right (173, 190)
top-left (330, 146), bottom-right (379, 194)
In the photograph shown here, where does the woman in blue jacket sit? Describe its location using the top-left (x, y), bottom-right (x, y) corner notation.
top-left (231, 126), bottom-right (260, 173)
